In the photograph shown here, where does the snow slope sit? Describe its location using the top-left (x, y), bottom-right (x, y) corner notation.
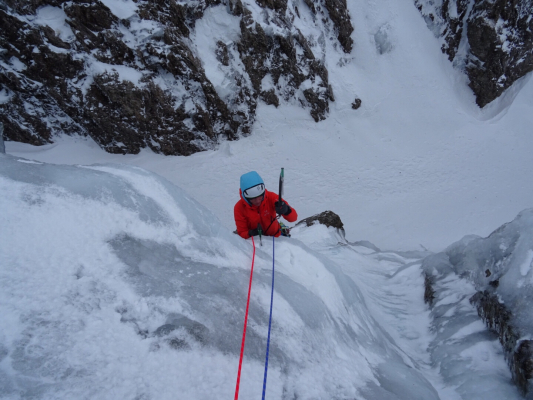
top-left (7, 0), bottom-right (533, 252)
top-left (1, 153), bottom-right (528, 399)
top-left (0, 154), bottom-right (439, 399)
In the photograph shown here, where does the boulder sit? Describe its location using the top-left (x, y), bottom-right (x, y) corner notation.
top-left (296, 210), bottom-right (345, 234)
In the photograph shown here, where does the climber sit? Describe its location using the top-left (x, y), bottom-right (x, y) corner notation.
top-left (234, 171), bottom-right (298, 239)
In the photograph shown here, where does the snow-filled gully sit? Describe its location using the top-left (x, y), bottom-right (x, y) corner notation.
top-left (299, 230), bottom-right (524, 400)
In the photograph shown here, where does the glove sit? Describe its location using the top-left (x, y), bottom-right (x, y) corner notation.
top-left (248, 228), bottom-right (259, 237)
top-left (275, 201), bottom-right (291, 216)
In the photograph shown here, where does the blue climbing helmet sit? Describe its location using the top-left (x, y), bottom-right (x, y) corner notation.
top-left (240, 171), bottom-right (265, 204)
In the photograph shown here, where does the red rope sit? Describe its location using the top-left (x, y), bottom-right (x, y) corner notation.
top-left (234, 236), bottom-right (256, 400)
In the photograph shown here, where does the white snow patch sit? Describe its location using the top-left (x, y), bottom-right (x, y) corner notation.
top-left (32, 6), bottom-right (75, 42)
top-left (99, 0), bottom-right (138, 20)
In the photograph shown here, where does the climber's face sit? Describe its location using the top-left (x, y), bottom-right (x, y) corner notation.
top-left (249, 195), bottom-right (264, 207)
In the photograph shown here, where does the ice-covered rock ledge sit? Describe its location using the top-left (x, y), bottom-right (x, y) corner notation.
top-left (422, 209), bottom-right (533, 397)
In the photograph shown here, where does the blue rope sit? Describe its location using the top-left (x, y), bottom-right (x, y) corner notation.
top-left (261, 236), bottom-right (275, 399)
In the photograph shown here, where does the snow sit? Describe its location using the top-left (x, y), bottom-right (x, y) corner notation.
top-left (0, 88), bottom-right (12, 105)
top-left (30, 6), bottom-right (75, 43)
top-left (8, 0), bottom-right (533, 253)
top-left (99, 0), bottom-right (138, 20)
top-left (192, 5), bottom-right (242, 100)
top-left (2, 0), bottom-right (533, 398)
top-left (0, 154), bottom-right (454, 399)
top-left (8, 57), bottom-right (26, 72)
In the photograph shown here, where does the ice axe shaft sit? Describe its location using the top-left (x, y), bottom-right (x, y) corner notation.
top-left (278, 168), bottom-right (284, 205)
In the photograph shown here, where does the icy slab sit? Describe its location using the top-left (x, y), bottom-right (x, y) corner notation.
top-left (0, 155), bottom-right (443, 399)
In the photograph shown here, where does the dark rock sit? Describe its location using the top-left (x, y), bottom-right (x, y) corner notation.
top-left (303, 87), bottom-right (329, 122)
top-left (238, 20), bottom-right (270, 93)
top-left (0, 122), bottom-right (4, 153)
top-left (215, 41), bottom-right (230, 66)
top-left (0, 9), bottom-right (85, 144)
top-left (323, 0), bottom-right (354, 53)
top-left (3, 0), bottom-right (63, 14)
top-left (64, 2), bottom-right (118, 32)
top-left (304, 0), bottom-right (353, 53)
top-left (352, 98), bottom-right (361, 109)
top-left (423, 273), bottom-right (435, 306)
top-left (470, 290), bottom-right (533, 395)
top-left (297, 210), bottom-right (345, 232)
top-left (138, 0), bottom-right (199, 38)
top-left (228, 0), bottom-right (245, 16)
top-left (84, 73), bottom-right (213, 155)
top-left (303, 0), bottom-right (316, 15)
top-left (415, 0), bottom-right (533, 107)
top-left (237, 15), bottom-right (332, 122)
top-left (41, 25), bottom-right (71, 50)
top-left (260, 89), bottom-right (279, 107)
top-left (255, 0), bottom-right (288, 13)
top-left (1, 0), bottom-right (346, 153)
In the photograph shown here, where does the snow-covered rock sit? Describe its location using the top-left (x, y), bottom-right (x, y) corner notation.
top-left (422, 209), bottom-right (533, 396)
top-left (0, 0), bottom-right (350, 154)
top-left (0, 122), bottom-right (4, 153)
top-left (415, 0), bottom-right (533, 107)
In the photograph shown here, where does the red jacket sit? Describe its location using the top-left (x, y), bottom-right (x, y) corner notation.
top-left (234, 189), bottom-right (298, 239)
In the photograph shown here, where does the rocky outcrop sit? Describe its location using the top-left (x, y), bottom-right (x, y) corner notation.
top-left (0, 0), bottom-right (352, 154)
top-left (470, 291), bottom-right (533, 396)
top-left (0, 122), bottom-right (4, 153)
top-left (422, 209), bottom-right (533, 396)
top-left (415, 0), bottom-right (533, 107)
top-left (296, 210), bottom-right (345, 233)
top-left (423, 273), bottom-right (435, 306)
top-left (305, 0), bottom-right (354, 53)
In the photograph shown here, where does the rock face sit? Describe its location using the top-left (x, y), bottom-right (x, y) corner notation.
top-left (296, 210), bottom-right (345, 233)
top-left (422, 209), bottom-right (533, 396)
top-left (469, 291), bottom-right (533, 395)
top-left (0, 122), bottom-right (4, 153)
top-left (415, 0), bottom-right (533, 107)
top-left (0, 0), bottom-right (353, 154)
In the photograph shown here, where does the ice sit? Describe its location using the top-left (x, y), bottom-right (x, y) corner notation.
top-left (0, 154), bottom-right (446, 399)
top-left (423, 209), bottom-right (533, 334)
top-left (420, 210), bottom-right (533, 399)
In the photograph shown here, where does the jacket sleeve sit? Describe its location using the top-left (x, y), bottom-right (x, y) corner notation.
top-left (280, 196), bottom-right (298, 223)
top-left (234, 202), bottom-right (251, 239)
